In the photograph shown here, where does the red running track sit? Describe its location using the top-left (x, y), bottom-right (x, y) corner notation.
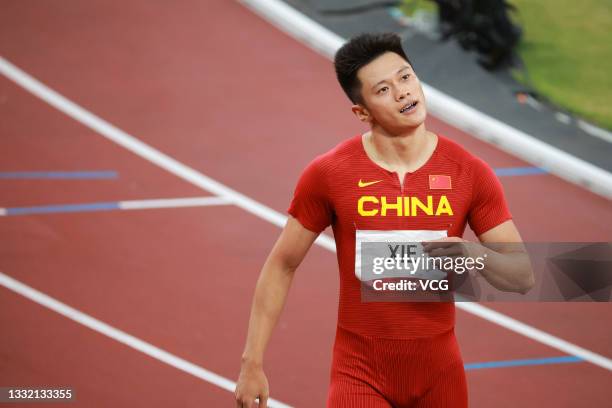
top-left (1, 1), bottom-right (611, 406)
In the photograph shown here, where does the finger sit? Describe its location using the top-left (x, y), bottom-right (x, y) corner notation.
top-left (428, 247), bottom-right (463, 257)
top-left (236, 396), bottom-right (252, 408)
top-left (423, 237), bottom-right (462, 244)
top-left (422, 238), bottom-right (447, 244)
top-left (258, 395), bottom-right (268, 408)
top-left (422, 241), bottom-right (455, 251)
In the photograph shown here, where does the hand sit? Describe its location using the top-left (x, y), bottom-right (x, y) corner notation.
top-left (235, 361), bottom-right (269, 408)
top-left (422, 237), bottom-right (486, 276)
top-left (422, 237), bottom-right (484, 258)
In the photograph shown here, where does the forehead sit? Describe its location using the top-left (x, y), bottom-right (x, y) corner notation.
top-left (357, 52), bottom-right (412, 87)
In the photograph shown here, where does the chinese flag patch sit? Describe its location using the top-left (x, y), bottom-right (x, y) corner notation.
top-left (429, 175), bottom-right (452, 189)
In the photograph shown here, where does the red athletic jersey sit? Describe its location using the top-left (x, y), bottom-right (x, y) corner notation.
top-left (288, 134), bottom-right (512, 338)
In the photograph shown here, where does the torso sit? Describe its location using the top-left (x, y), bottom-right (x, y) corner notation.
top-left (315, 133), bottom-right (480, 338)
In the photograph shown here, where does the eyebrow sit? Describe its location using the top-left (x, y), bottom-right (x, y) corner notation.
top-left (371, 66), bottom-right (411, 90)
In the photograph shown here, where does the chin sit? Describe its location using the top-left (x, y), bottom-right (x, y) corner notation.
top-left (374, 111), bottom-right (427, 134)
top-left (400, 114), bottom-right (427, 129)
top-left (380, 121), bottom-right (425, 136)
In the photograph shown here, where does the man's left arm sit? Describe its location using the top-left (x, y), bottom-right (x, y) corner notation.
top-left (423, 220), bottom-right (535, 294)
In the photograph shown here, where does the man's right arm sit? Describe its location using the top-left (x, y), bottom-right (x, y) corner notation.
top-left (235, 216), bottom-right (320, 408)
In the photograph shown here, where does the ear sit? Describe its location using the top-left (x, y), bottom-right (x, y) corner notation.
top-left (351, 104), bottom-right (372, 123)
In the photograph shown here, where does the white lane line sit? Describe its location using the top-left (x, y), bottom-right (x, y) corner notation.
top-left (459, 302), bottom-right (612, 371)
top-left (118, 196), bottom-right (233, 210)
top-left (238, 0), bottom-right (344, 57)
top-left (0, 272), bottom-right (292, 408)
top-left (0, 56), bottom-right (334, 251)
top-left (555, 112), bottom-right (571, 125)
top-left (0, 197), bottom-right (233, 216)
top-left (0, 53), bottom-right (609, 373)
top-left (578, 120), bottom-right (612, 144)
top-left (237, 0), bottom-right (612, 199)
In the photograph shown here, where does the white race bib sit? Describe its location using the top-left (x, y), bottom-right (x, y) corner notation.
top-left (355, 229), bottom-right (448, 281)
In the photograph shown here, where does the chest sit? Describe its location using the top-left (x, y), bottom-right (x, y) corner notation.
top-left (329, 170), bottom-right (471, 233)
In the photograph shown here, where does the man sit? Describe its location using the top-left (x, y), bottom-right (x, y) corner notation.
top-left (235, 32), bottom-right (533, 407)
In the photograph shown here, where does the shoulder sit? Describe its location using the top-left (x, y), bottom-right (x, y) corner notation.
top-left (302, 134), bottom-right (362, 176)
top-left (436, 134), bottom-right (493, 174)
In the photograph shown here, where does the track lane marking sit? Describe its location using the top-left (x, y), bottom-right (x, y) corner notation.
top-left (237, 0), bottom-right (612, 198)
top-left (0, 197), bottom-right (233, 216)
top-left (0, 272), bottom-right (292, 408)
top-left (0, 171), bottom-right (118, 179)
top-left (0, 54), bottom-right (610, 393)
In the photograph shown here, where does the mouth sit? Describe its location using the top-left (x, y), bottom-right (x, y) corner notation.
top-left (399, 101), bottom-right (418, 114)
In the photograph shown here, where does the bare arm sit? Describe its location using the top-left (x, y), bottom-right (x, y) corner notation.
top-left (474, 220), bottom-right (534, 294)
top-left (423, 220), bottom-right (535, 294)
top-left (235, 216), bottom-right (319, 407)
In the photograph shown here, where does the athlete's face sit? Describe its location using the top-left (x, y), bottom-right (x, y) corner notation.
top-left (352, 52), bottom-right (427, 133)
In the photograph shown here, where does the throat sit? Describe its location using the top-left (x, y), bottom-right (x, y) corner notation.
top-left (363, 130), bottom-right (438, 176)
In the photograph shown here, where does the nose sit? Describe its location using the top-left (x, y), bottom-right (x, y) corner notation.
top-left (394, 84), bottom-right (410, 101)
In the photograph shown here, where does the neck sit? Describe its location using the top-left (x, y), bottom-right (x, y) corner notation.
top-left (366, 122), bottom-right (432, 168)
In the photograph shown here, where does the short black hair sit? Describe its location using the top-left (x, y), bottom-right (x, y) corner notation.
top-left (334, 32), bottom-right (412, 105)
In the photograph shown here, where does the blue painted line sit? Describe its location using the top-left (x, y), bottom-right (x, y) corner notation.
top-left (464, 356), bottom-right (583, 370)
top-left (0, 171), bottom-right (118, 179)
top-left (6, 202), bottom-right (120, 215)
top-left (494, 167), bottom-right (547, 176)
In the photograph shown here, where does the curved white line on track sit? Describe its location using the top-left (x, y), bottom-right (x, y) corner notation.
top-left (0, 272), bottom-right (291, 408)
top-left (0, 46), bottom-right (609, 404)
top-left (118, 196), bottom-right (233, 210)
top-left (237, 0), bottom-right (612, 199)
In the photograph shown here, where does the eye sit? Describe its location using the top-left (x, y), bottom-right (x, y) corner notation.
top-left (377, 86), bottom-right (389, 94)
top-left (402, 74), bottom-right (410, 80)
